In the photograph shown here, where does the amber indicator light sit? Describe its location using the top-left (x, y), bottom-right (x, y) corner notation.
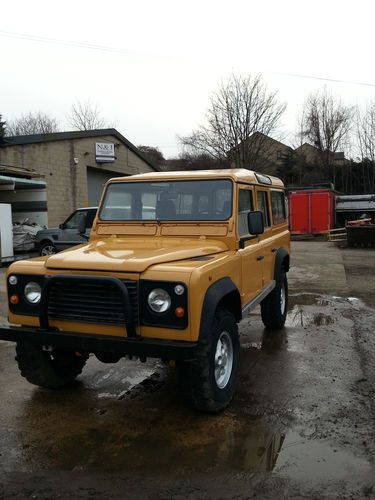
top-left (10, 295), bottom-right (19, 305)
top-left (175, 307), bottom-right (185, 318)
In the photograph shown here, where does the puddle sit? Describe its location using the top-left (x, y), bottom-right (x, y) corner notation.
top-left (275, 431), bottom-right (371, 481)
top-left (15, 407), bottom-right (371, 482)
top-left (288, 293), bottom-right (332, 308)
top-left (18, 415), bottom-right (287, 474)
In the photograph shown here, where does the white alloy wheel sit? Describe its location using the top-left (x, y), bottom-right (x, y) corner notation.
top-left (214, 331), bottom-right (234, 389)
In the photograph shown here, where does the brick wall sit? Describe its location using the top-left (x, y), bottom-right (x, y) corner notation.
top-left (0, 135), bottom-right (154, 226)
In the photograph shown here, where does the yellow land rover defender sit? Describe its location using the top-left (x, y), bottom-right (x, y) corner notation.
top-left (1, 169), bottom-right (290, 412)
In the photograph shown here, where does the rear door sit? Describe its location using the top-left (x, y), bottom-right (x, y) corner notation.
top-left (289, 192), bottom-right (309, 234)
top-left (311, 192), bottom-right (331, 234)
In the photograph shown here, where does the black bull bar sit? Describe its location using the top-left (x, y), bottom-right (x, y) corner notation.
top-left (0, 326), bottom-right (197, 361)
top-left (1, 273), bottom-right (197, 360)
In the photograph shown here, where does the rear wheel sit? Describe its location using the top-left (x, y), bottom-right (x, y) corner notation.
top-left (178, 309), bottom-right (239, 413)
top-left (15, 341), bottom-right (87, 389)
top-left (261, 271), bottom-right (288, 329)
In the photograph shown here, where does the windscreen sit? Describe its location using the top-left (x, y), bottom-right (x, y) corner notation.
top-left (99, 179), bottom-right (232, 221)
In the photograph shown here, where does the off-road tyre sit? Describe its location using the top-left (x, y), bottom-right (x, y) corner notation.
top-left (15, 341), bottom-right (87, 389)
top-left (261, 271), bottom-right (288, 330)
top-left (39, 241), bottom-right (57, 256)
top-left (178, 309), bottom-right (239, 413)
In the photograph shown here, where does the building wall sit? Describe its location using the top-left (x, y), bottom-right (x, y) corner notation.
top-left (0, 135), bottom-right (154, 226)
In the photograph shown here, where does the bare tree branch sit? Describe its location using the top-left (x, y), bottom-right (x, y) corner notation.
top-left (356, 103), bottom-right (375, 192)
top-left (6, 112), bottom-right (59, 136)
top-left (300, 88), bottom-right (353, 172)
top-left (179, 74), bottom-right (286, 169)
top-left (67, 101), bottom-right (112, 131)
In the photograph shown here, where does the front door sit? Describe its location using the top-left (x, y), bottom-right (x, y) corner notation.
top-left (237, 187), bottom-right (263, 305)
top-left (255, 188), bottom-right (274, 285)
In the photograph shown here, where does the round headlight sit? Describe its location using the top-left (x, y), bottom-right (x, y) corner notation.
top-left (148, 288), bottom-right (171, 313)
top-left (24, 282), bottom-right (42, 304)
top-left (8, 275), bottom-right (18, 286)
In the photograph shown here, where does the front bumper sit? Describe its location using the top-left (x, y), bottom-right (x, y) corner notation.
top-left (0, 326), bottom-right (197, 361)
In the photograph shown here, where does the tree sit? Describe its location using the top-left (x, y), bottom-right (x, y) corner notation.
top-left (356, 103), bottom-right (375, 193)
top-left (6, 112), bottom-right (59, 136)
top-left (67, 101), bottom-right (111, 131)
top-left (299, 88), bottom-right (353, 181)
top-left (137, 145), bottom-right (165, 168)
top-left (0, 114), bottom-right (6, 142)
top-left (179, 74), bottom-right (286, 169)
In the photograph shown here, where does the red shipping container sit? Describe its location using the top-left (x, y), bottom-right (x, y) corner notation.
top-left (288, 189), bottom-right (335, 235)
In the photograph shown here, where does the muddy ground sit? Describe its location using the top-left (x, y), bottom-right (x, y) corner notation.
top-left (0, 241), bottom-right (374, 499)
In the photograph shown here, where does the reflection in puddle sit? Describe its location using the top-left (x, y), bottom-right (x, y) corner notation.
top-left (286, 305), bottom-right (336, 327)
top-left (286, 294), bottom-right (338, 328)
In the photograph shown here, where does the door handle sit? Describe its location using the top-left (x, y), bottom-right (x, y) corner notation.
top-left (271, 247), bottom-right (278, 253)
top-left (257, 255), bottom-right (264, 261)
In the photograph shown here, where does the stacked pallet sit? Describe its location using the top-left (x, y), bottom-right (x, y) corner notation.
top-left (328, 227), bottom-right (347, 243)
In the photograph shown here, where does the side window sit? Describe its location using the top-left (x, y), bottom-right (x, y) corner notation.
top-left (270, 191), bottom-right (286, 224)
top-left (238, 189), bottom-right (253, 237)
top-left (257, 191), bottom-right (270, 227)
top-left (65, 211), bottom-right (84, 229)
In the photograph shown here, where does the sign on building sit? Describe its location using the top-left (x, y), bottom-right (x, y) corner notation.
top-left (95, 142), bottom-right (115, 163)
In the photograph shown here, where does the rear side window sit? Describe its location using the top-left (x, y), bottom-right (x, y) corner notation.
top-left (257, 191), bottom-right (270, 227)
top-left (271, 191), bottom-right (286, 224)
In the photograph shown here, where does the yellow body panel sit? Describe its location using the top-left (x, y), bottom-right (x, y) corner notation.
top-left (6, 169), bottom-right (290, 346)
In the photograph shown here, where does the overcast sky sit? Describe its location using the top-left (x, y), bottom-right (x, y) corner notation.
top-left (2, 0), bottom-right (375, 158)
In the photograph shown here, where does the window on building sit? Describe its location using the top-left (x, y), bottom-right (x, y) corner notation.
top-left (238, 189), bottom-right (253, 236)
top-left (257, 191), bottom-right (270, 227)
top-left (270, 191), bottom-right (286, 224)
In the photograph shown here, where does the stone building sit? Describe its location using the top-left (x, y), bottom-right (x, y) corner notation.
top-left (0, 129), bottom-right (156, 226)
top-left (229, 132), bottom-right (293, 175)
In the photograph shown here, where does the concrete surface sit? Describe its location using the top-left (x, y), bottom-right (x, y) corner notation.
top-left (0, 241), bottom-right (374, 499)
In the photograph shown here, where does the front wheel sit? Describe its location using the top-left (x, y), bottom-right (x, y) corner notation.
top-left (178, 309), bottom-right (239, 413)
top-left (39, 241), bottom-right (57, 256)
top-left (261, 271), bottom-right (288, 330)
top-left (16, 341), bottom-right (87, 389)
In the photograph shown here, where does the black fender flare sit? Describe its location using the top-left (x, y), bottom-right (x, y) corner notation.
top-left (274, 248), bottom-right (290, 286)
top-left (199, 277), bottom-right (241, 340)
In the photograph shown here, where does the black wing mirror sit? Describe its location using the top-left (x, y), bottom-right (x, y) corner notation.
top-left (247, 211), bottom-right (264, 235)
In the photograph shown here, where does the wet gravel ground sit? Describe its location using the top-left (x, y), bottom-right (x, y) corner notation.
top-left (0, 241), bottom-right (374, 499)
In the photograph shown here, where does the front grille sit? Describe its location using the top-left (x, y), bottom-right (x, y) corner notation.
top-left (47, 278), bottom-right (139, 325)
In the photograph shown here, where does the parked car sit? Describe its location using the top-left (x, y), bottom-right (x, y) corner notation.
top-left (36, 207), bottom-right (98, 256)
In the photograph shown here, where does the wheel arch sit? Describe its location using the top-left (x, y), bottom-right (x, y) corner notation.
top-left (39, 238), bottom-right (54, 247)
top-left (274, 248), bottom-right (290, 285)
top-left (199, 277), bottom-right (242, 340)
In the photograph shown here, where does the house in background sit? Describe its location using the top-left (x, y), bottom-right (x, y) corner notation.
top-left (294, 142), bottom-right (346, 167)
top-left (229, 132), bottom-right (293, 175)
top-left (0, 129), bottom-right (157, 227)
